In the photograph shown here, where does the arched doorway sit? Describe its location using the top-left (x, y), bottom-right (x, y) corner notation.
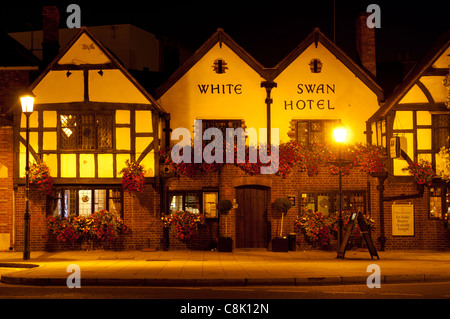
top-left (235, 185), bottom-right (269, 248)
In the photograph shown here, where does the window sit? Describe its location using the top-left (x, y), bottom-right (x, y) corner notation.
top-left (169, 191), bottom-right (201, 214)
top-left (309, 59), bottom-right (323, 73)
top-left (299, 191), bottom-right (366, 216)
top-left (213, 59), bottom-right (228, 74)
top-left (295, 120), bottom-right (339, 147)
top-left (168, 189), bottom-right (219, 218)
top-left (433, 114), bottom-right (450, 152)
top-left (47, 188), bottom-right (123, 218)
top-left (201, 119), bottom-right (243, 137)
top-left (429, 185), bottom-right (450, 219)
top-left (60, 113), bottom-right (113, 150)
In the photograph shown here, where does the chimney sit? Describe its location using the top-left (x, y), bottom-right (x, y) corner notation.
top-left (355, 12), bottom-right (376, 78)
top-left (42, 6), bottom-right (60, 67)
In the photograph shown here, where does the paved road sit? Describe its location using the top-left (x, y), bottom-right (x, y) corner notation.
top-left (1, 281), bottom-right (450, 299)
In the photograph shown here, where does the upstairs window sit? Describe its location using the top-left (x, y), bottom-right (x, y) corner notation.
top-left (295, 120), bottom-right (339, 147)
top-left (60, 113), bottom-right (113, 150)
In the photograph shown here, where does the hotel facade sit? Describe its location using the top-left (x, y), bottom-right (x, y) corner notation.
top-left (0, 8), bottom-right (449, 252)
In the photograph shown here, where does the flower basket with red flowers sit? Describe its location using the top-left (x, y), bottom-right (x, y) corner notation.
top-left (44, 210), bottom-right (130, 250)
top-left (402, 159), bottom-right (436, 186)
top-left (294, 210), bottom-right (332, 248)
top-left (29, 162), bottom-right (53, 195)
top-left (162, 211), bottom-right (205, 243)
top-left (119, 160), bottom-right (145, 194)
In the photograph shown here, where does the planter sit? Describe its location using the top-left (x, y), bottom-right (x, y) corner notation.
top-left (218, 237), bottom-right (233, 252)
top-left (272, 238), bottom-right (288, 252)
top-left (288, 233), bottom-right (296, 251)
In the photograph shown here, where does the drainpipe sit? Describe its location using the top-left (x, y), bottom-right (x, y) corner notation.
top-left (375, 173), bottom-right (387, 251)
top-left (260, 81), bottom-right (277, 146)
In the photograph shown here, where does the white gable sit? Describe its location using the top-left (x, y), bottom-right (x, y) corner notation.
top-left (271, 42), bottom-right (380, 143)
top-left (58, 33), bottom-right (111, 65)
top-left (32, 30), bottom-right (152, 105)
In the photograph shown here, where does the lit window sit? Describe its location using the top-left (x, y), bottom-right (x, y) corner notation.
top-left (169, 192), bottom-right (200, 214)
top-left (295, 120), bottom-right (339, 147)
top-left (59, 113), bottom-right (113, 150)
top-left (48, 188), bottom-right (123, 218)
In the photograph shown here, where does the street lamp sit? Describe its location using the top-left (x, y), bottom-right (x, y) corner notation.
top-left (333, 125), bottom-right (347, 248)
top-left (21, 94), bottom-right (34, 260)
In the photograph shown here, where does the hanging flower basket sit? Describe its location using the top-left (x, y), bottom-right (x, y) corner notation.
top-left (119, 160), bottom-right (145, 194)
top-left (29, 162), bottom-right (53, 195)
top-left (162, 211), bottom-right (205, 243)
top-left (401, 159), bottom-right (436, 187)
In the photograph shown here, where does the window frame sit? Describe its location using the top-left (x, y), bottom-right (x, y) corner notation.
top-left (58, 111), bottom-right (114, 151)
top-left (298, 190), bottom-right (367, 216)
top-left (47, 187), bottom-right (124, 218)
top-left (428, 184), bottom-right (449, 220)
top-left (293, 119), bottom-right (340, 147)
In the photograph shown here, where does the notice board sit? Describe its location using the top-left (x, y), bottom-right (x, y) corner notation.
top-left (392, 204), bottom-right (414, 236)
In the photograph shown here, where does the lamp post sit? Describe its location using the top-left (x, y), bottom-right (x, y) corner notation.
top-left (21, 94), bottom-right (34, 260)
top-left (333, 126), bottom-right (347, 248)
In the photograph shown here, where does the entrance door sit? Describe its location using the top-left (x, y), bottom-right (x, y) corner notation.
top-left (235, 186), bottom-right (268, 248)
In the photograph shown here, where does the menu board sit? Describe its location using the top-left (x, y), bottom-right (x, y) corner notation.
top-left (392, 204), bottom-right (414, 236)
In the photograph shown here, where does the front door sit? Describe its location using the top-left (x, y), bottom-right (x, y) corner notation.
top-left (235, 186), bottom-right (268, 248)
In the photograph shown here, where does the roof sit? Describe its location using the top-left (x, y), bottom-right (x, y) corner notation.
top-left (28, 27), bottom-right (166, 114)
top-left (0, 32), bottom-right (40, 68)
top-left (266, 28), bottom-right (384, 102)
top-left (368, 30), bottom-right (450, 123)
top-left (153, 28), bottom-right (268, 99)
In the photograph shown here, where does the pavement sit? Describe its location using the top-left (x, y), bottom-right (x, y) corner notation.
top-left (1, 248), bottom-right (450, 287)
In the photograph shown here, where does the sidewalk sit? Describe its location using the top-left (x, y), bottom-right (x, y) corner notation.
top-left (1, 249), bottom-right (450, 287)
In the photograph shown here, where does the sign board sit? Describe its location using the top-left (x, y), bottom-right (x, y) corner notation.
top-left (392, 204), bottom-right (414, 236)
top-left (337, 211), bottom-right (379, 260)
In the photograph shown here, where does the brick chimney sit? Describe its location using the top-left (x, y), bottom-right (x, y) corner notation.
top-left (355, 12), bottom-right (376, 78)
top-left (42, 6), bottom-right (60, 67)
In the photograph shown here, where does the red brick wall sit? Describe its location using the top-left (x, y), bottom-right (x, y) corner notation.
top-left (0, 127), bottom-right (14, 249)
top-left (165, 165), bottom-right (450, 251)
top-left (11, 165), bottom-right (450, 252)
top-left (0, 69), bottom-right (31, 251)
top-left (165, 164), bottom-right (371, 250)
top-left (369, 176), bottom-right (450, 250)
top-left (123, 184), bottom-right (163, 250)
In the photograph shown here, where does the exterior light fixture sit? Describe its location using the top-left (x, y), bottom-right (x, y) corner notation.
top-left (20, 94), bottom-right (35, 115)
top-left (20, 93), bottom-right (35, 260)
top-left (333, 126), bottom-right (347, 143)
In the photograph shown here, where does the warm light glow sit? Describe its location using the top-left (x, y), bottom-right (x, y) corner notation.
top-left (20, 95), bottom-right (35, 114)
top-left (333, 126), bottom-right (347, 143)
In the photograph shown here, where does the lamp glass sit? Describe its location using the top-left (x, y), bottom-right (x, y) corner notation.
top-left (333, 126), bottom-right (347, 143)
top-left (20, 96), bottom-right (34, 114)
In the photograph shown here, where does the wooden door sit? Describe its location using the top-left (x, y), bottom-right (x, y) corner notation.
top-left (235, 186), bottom-right (268, 248)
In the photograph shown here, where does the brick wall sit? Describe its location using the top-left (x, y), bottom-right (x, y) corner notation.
top-left (165, 165), bottom-right (450, 251)
top-left (0, 127), bottom-right (14, 250)
top-left (369, 176), bottom-right (450, 250)
top-left (0, 69), bottom-right (31, 251)
top-left (11, 165), bottom-right (450, 252)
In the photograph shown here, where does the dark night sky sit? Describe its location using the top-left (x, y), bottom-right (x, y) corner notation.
top-left (1, 1), bottom-right (448, 67)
